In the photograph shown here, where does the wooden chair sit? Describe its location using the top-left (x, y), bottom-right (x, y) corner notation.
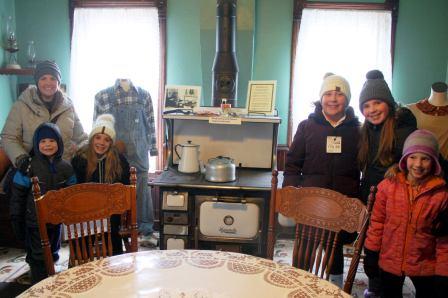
top-left (0, 147), bottom-right (11, 183)
top-left (267, 170), bottom-right (375, 294)
top-left (32, 167), bottom-right (138, 276)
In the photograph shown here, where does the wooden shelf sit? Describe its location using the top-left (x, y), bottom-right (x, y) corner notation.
top-left (163, 113), bottom-right (281, 123)
top-left (0, 68), bottom-right (34, 75)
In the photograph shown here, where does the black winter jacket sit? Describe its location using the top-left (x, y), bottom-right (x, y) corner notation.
top-left (283, 103), bottom-right (361, 198)
top-left (71, 147), bottom-right (130, 185)
top-left (359, 107), bottom-right (417, 202)
top-left (9, 123), bottom-right (76, 228)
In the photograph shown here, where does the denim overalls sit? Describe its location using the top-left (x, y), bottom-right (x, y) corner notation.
top-left (94, 80), bottom-right (158, 236)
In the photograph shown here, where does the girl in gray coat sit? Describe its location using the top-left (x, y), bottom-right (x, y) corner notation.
top-left (1, 61), bottom-right (87, 175)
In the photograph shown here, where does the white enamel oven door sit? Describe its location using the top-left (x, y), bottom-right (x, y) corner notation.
top-left (195, 196), bottom-right (262, 242)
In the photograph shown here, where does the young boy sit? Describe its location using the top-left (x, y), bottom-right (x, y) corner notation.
top-left (364, 129), bottom-right (448, 298)
top-left (9, 122), bottom-right (76, 284)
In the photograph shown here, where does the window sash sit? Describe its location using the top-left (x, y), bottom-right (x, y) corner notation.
top-left (287, 0), bottom-right (398, 145)
top-left (69, 0), bottom-right (166, 170)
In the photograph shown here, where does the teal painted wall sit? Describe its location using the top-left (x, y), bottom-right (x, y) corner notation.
top-left (393, 0), bottom-right (448, 103)
top-left (251, 0), bottom-right (292, 142)
top-left (0, 0), bottom-right (16, 129)
top-left (167, 0), bottom-right (448, 143)
top-left (1, 0), bottom-right (447, 144)
top-left (167, 0), bottom-right (202, 86)
top-left (199, 0), bottom-right (255, 107)
top-left (167, 0), bottom-right (292, 141)
top-left (15, 0), bottom-right (70, 86)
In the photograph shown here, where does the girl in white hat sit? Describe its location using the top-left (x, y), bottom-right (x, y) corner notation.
top-left (71, 114), bottom-right (130, 255)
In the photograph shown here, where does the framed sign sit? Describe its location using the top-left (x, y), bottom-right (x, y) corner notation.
top-left (164, 85), bottom-right (201, 111)
top-left (246, 80), bottom-right (276, 115)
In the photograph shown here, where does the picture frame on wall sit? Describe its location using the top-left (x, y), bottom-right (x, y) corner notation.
top-left (246, 80), bottom-right (277, 115)
top-left (164, 85), bottom-right (201, 111)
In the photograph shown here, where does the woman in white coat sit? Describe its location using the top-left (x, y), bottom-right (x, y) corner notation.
top-left (1, 60), bottom-right (87, 174)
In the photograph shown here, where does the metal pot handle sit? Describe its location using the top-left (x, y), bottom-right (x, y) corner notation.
top-left (174, 144), bottom-right (182, 159)
top-left (219, 156), bottom-right (234, 162)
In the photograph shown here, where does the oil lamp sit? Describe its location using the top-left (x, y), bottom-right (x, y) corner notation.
top-left (5, 16), bottom-right (21, 69)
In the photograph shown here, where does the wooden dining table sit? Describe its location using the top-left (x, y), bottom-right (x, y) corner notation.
top-left (19, 250), bottom-right (350, 298)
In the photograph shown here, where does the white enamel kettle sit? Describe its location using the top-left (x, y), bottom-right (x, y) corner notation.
top-left (175, 140), bottom-right (200, 173)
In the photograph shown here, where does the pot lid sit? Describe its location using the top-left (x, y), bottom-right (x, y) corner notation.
top-left (181, 140), bottom-right (199, 147)
top-left (208, 156), bottom-right (233, 165)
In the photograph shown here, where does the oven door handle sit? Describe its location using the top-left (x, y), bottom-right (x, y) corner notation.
top-left (214, 197), bottom-right (247, 204)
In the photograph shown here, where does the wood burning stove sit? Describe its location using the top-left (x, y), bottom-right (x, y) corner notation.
top-left (151, 114), bottom-right (280, 257)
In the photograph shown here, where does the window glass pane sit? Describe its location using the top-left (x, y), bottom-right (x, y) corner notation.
top-left (292, 9), bottom-right (392, 132)
top-left (70, 7), bottom-right (160, 171)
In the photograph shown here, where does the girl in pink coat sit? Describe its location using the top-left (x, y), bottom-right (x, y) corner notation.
top-left (364, 129), bottom-right (448, 298)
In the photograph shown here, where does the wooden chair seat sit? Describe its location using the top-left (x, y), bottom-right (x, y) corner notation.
top-left (267, 170), bottom-right (376, 294)
top-left (32, 167), bottom-right (138, 276)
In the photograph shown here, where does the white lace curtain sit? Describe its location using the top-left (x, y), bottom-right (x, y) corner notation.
top-left (292, 8), bottom-right (392, 133)
top-left (69, 7), bottom-right (160, 171)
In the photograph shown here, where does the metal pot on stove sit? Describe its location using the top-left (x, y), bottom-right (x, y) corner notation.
top-left (205, 156), bottom-right (236, 182)
top-left (175, 140), bottom-right (200, 173)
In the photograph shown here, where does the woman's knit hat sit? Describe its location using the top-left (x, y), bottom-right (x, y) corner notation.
top-left (399, 129), bottom-right (441, 175)
top-left (89, 114), bottom-right (116, 143)
top-left (34, 60), bottom-right (62, 84)
top-left (319, 72), bottom-right (351, 104)
top-left (359, 70), bottom-right (395, 111)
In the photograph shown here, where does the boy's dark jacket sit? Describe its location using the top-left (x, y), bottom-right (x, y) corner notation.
top-left (9, 123), bottom-right (76, 234)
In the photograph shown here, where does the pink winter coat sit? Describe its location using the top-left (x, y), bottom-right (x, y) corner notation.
top-left (365, 173), bottom-right (448, 276)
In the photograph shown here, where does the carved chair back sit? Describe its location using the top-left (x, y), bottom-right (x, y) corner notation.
top-left (267, 170), bottom-right (370, 294)
top-left (32, 167), bottom-right (138, 276)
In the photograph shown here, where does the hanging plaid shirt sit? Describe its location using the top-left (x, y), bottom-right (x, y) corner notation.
top-left (94, 80), bottom-right (158, 162)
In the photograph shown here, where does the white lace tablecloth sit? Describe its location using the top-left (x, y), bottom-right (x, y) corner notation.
top-left (19, 250), bottom-right (350, 298)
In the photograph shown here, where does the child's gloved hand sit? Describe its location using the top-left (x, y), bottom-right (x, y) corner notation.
top-left (363, 247), bottom-right (380, 278)
top-left (16, 154), bottom-right (31, 175)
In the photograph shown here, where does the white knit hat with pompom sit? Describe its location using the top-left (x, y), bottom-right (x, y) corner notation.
top-left (319, 72), bottom-right (351, 104)
top-left (89, 114), bottom-right (116, 143)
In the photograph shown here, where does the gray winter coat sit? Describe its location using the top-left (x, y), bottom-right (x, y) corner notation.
top-left (0, 86), bottom-right (87, 164)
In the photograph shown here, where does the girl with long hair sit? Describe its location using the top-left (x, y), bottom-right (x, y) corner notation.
top-left (71, 114), bottom-right (130, 255)
top-left (358, 70), bottom-right (417, 297)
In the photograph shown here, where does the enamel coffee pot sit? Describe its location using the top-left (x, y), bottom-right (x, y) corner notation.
top-left (175, 140), bottom-right (200, 173)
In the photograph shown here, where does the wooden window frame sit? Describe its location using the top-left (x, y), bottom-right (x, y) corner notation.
top-left (287, 0), bottom-right (399, 145)
top-left (69, 0), bottom-right (167, 170)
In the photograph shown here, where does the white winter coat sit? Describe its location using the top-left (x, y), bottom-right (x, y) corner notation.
top-left (0, 86), bottom-right (87, 164)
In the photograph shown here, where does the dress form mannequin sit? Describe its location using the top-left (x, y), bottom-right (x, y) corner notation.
top-left (407, 82), bottom-right (448, 159)
top-left (94, 79), bottom-right (158, 238)
top-left (428, 82), bottom-right (448, 106)
top-left (119, 79), bottom-right (131, 92)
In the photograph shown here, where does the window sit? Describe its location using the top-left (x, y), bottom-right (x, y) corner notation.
top-left (288, 0), bottom-right (398, 143)
top-left (69, 0), bottom-right (166, 171)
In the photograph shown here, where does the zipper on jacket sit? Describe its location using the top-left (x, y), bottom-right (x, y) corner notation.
top-left (410, 185), bottom-right (435, 235)
top-left (401, 183), bottom-right (412, 273)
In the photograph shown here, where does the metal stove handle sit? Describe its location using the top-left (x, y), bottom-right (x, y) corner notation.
top-left (212, 196), bottom-right (246, 204)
